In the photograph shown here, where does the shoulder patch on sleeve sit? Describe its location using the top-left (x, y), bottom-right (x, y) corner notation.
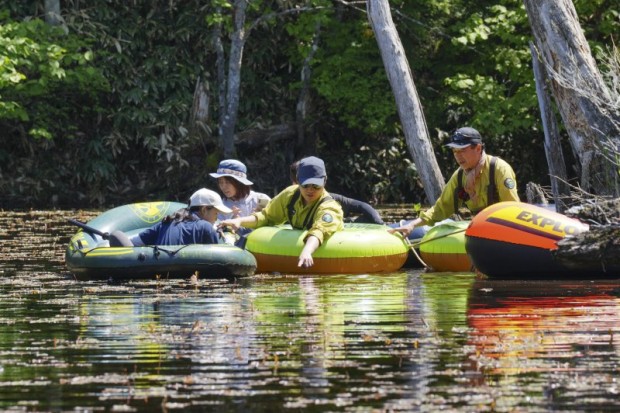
top-left (322, 213), bottom-right (333, 223)
top-left (504, 178), bottom-right (516, 189)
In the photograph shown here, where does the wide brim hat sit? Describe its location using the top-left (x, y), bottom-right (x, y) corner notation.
top-left (209, 159), bottom-right (253, 186)
top-left (445, 127), bottom-right (483, 149)
top-left (189, 188), bottom-right (233, 214)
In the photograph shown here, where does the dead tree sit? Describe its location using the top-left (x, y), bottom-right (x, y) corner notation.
top-left (367, 0), bottom-right (444, 203)
top-left (529, 43), bottom-right (571, 212)
top-left (523, 0), bottom-right (620, 197)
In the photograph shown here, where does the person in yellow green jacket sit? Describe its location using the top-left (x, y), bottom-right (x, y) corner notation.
top-left (220, 156), bottom-right (344, 268)
top-left (390, 127), bottom-right (519, 239)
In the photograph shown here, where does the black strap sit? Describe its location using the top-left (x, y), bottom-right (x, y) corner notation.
top-left (487, 156), bottom-right (498, 206)
top-left (287, 188), bottom-right (334, 230)
top-left (287, 188), bottom-right (302, 226)
top-left (454, 169), bottom-right (465, 214)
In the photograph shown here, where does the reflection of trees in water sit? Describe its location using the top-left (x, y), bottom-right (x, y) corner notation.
top-left (250, 273), bottom-right (427, 407)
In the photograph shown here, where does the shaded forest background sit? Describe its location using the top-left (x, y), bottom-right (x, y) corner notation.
top-left (1, 0), bottom-right (618, 209)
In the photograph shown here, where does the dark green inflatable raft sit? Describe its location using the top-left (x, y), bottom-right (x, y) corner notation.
top-left (65, 201), bottom-right (257, 280)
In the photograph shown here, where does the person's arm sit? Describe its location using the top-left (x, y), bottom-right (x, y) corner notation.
top-left (388, 170), bottom-right (461, 237)
top-left (304, 197), bottom-right (344, 245)
top-left (355, 201), bottom-right (383, 224)
top-left (130, 222), bottom-right (161, 246)
top-left (298, 235), bottom-right (320, 268)
top-left (129, 234), bottom-right (145, 246)
top-left (331, 193), bottom-right (383, 224)
top-left (219, 214), bottom-right (258, 231)
top-left (388, 217), bottom-right (423, 238)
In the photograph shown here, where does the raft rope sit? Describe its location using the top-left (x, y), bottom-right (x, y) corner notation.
top-left (403, 227), bottom-right (468, 270)
top-left (151, 245), bottom-right (191, 256)
top-left (405, 238), bottom-right (429, 269)
top-left (409, 228), bottom-right (467, 248)
top-left (75, 244), bottom-right (191, 257)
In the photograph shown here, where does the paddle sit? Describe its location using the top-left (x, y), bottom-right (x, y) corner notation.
top-left (67, 219), bottom-right (109, 239)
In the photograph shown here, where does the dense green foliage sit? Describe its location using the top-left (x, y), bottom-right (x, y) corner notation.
top-left (0, 0), bottom-right (618, 209)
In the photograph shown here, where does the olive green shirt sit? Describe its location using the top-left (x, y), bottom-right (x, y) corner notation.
top-left (419, 154), bottom-right (519, 225)
top-left (248, 185), bottom-right (344, 244)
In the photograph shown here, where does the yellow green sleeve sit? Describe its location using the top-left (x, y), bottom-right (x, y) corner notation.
top-left (304, 197), bottom-right (344, 244)
top-left (418, 169), bottom-right (460, 226)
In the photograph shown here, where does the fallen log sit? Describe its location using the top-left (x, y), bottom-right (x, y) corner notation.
top-left (554, 224), bottom-right (620, 271)
top-left (234, 122), bottom-right (297, 150)
top-left (553, 198), bottom-right (620, 273)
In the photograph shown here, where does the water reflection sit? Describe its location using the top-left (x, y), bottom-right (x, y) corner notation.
top-left (1, 210), bottom-right (620, 411)
top-left (466, 279), bottom-right (620, 410)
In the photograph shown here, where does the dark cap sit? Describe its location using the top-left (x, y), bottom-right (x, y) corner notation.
top-left (297, 156), bottom-right (326, 186)
top-left (445, 127), bottom-right (483, 149)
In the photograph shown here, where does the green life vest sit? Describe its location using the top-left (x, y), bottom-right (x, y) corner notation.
top-left (287, 188), bottom-right (334, 230)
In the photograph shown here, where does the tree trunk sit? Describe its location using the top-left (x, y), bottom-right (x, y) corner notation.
top-left (44, 0), bottom-right (67, 32)
top-left (367, 0), bottom-right (444, 204)
top-left (190, 76), bottom-right (210, 146)
top-left (219, 0), bottom-right (248, 159)
top-left (295, 21), bottom-right (321, 155)
top-left (212, 8), bottom-right (227, 152)
top-left (529, 42), bottom-right (571, 212)
top-left (44, 0), bottom-right (61, 25)
top-left (523, 0), bottom-right (620, 197)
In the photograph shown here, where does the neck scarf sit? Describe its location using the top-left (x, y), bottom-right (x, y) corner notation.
top-left (463, 150), bottom-right (486, 204)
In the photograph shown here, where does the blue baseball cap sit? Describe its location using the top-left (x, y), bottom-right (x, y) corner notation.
top-left (445, 127), bottom-right (483, 149)
top-left (297, 156), bottom-right (327, 186)
top-left (209, 159), bottom-right (253, 186)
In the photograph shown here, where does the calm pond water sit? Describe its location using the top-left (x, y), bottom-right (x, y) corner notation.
top-left (1, 209), bottom-right (620, 412)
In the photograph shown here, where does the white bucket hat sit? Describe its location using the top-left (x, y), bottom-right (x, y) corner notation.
top-left (189, 188), bottom-right (232, 214)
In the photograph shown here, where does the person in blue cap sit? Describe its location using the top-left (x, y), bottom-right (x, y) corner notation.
top-left (129, 188), bottom-right (232, 246)
top-left (209, 159), bottom-right (271, 221)
top-left (220, 156), bottom-right (344, 268)
top-left (289, 160), bottom-right (384, 225)
top-left (390, 126), bottom-right (519, 238)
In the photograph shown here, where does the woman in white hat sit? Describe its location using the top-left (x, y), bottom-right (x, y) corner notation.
top-left (128, 188), bottom-right (233, 246)
top-left (210, 159), bottom-right (271, 221)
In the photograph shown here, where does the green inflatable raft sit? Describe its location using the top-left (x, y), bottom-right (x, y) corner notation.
top-left (246, 223), bottom-right (409, 275)
top-left (65, 201), bottom-right (257, 280)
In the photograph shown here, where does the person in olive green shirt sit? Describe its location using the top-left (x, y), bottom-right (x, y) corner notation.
top-left (390, 127), bottom-right (519, 238)
top-left (220, 156), bottom-right (344, 268)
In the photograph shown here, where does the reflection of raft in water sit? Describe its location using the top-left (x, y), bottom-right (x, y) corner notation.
top-left (246, 223), bottom-right (409, 275)
top-left (465, 201), bottom-right (620, 278)
top-left (65, 201), bottom-right (257, 280)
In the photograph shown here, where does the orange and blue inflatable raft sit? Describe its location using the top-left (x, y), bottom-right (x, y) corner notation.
top-left (465, 201), bottom-right (597, 277)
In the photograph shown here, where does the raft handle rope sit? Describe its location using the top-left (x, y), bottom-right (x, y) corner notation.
top-left (150, 245), bottom-right (191, 256)
top-left (409, 228), bottom-right (467, 248)
top-left (74, 243), bottom-right (191, 257)
top-left (405, 237), bottom-right (429, 269)
top-left (402, 227), bottom-right (468, 270)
